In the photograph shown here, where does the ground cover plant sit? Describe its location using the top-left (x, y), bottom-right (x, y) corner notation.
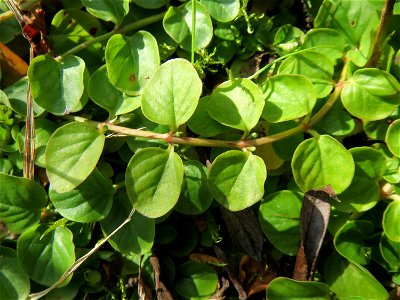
top-left (0, 0), bottom-right (400, 299)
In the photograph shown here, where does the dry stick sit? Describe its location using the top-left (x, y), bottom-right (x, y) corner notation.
top-left (29, 208), bottom-right (136, 300)
top-left (24, 46), bottom-right (35, 179)
top-left (366, 0), bottom-right (396, 67)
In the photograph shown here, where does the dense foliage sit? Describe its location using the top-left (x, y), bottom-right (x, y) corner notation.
top-left (0, 0), bottom-right (400, 299)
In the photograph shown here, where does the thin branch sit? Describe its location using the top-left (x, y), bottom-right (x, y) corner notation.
top-left (366, 0), bottom-right (396, 67)
top-left (29, 208), bottom-right (136, 300)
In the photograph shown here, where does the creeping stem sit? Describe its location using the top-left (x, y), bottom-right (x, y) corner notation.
top-left (66, 56), bottom-right (350, 150)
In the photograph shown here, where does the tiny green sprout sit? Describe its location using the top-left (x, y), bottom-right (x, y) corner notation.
top-left (246, 146), bottom-right (256, 152)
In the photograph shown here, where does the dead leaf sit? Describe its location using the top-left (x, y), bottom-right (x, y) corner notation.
top-left (221, 207), bottom-right (264, 262)
top-left (189, 253), bottom-right (225, 266)
top-left (0, 42), bottom-right (28, 86)
top-left (149, 255), bottom-right (173, 300)
top-left (293, 185), bottom-right (336, 281)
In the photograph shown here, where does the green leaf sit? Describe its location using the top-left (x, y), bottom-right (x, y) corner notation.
top-left (302, 28), bottom-right (347, 63)
top-left (341, 69), bottom-right (400, 121)
top-left (175, 160), bottom-right (213, 215)
top-left (208, 150), bottom-right (266, 211)
top-left (380, 234), bottom-right (400, 268)
top-left (49, 168), bottom-right (114, 222)
top-left (200, 0), bottom-right (240, 22)
top-left (324, 252), bottom-right (389, 300)
top-left (207, 78), bottom-right (265, 133)
top-left (273, 25), bottom-right (304, 55)
top-left (314, 101), bottom-right (355, 136)
top-left (292, 135), bottom-right (355, 193)
top-left (82, 0), bottom-right (129, 25)
top-left (278, 51), bottom-right (335, 98)
top-left (266, 277), bottom-right (332, 300)
top-left (163, 2), bottom-right (213, 51)
top-left (45, 122), bottom-right (105, 193)
top-left (386, 119), bottom-right (400, 157)
top-left (175, 261), bottom-right (218, 298)
top-left (258, 190), bottom-right (302, 256)
top-left (141, 58), bottom-right (202, 130)
top-left (17, 224), bottom-right (75, 287)
top-left (100, 191), bottom-right (154, 255)
top-left (106, 31), bottom-right (160, 96)
top-left (89, 65), bottom-right (141, 118)
top-left (132, 0), bottom-right (167, 9)
top-left (125, 147), bottom-right (184, 218)
top-left (383, 201), bottom-right (400, 242)
top-left (269, 120), bottom-right (304, 161)
top-left (187, 96), bottom-right (231, 137)
top-left (2, 77), bottom-right (45, 117)
top-left (350, 147), bottom-right (386, 180)
top-left (0, 173), bottom-right (47, 233)
top-left (315, 0), bottom-right (379, 66)
top-left (49, 9), bottom-right (105, 67)
top-left (0, 247), bottom-right (30, 300)
top-left (334, 220), bottom-right (374, 265)
top-left (28, 55), bottom-right (89, 115)
top-left (261, 74), bottom-right (317, 123)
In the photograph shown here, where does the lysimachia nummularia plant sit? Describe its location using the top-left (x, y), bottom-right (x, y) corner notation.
top-left (0, 0), bottom-right (399, 299)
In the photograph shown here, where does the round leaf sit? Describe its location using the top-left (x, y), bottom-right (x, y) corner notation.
top-left (266, 277), bottom-right (332, 300)
top-left (49, 168), bottom-right (114, 222)
top-left (201, 0), bottom-right (240, 22)
top-left (175, 160), bottom-right (213, 215)
top-left (278, 51), bottom-right (335, 98)
top-left (208, 78), bottom-right (265, 133)
top-left (386, 119), bottom-right (400, 157)
top-left (132, 0), bottom-right (167, 9)
top-left (341, 69), bottom-right (400, 121)
top-left (187, 96), bottom-right (230, 137)
top-left (82, 0), bottom-right (129, 25)
top-left (258, 190), bottom-right (302, 256)
top-left (314, 101), bottom-right (355, 136)
top-left (208, 150), bottom-right (266, 211)
top-left (0, 173), bottom-right (47, 233)
top-left (101, 191), bottom-right (155, 255)
top-left (141, 58), bottom-right (202, 130)
top-left (0, 247), bottom-right (30, 300)
top-left (383, 200), bottom-right (400, 242)
top-left (324, 252), bottom-right (388, 299)
top-left (28, 55), bottom-right (89, 115)
top-left (106, 31), bottom-right (160, 96)
top-left (45, 122), bottom-right (105, 193)
top-left (262, 74), bottom-right (317, 123)
top-left (334, 220), bottom-right (374, 265)
top-left (125, 147), bottom-right (184, 218)
top-left (291, 135), bottom-right (354, 193)
top-left (175, 261), bottom-right (218, 298)
top-left (89, 65), bottom-right (141, 117)
top-left (163, 2), bottom-right (213, 51)
top-left (380, 234), bottom-right (400, 268)
top-left (17, 224), bottom-right (75, 287)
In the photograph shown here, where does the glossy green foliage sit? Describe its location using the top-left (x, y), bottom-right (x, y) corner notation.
top-left (106, 31), bottom-right (160, 96)
top-left (100, 191), bottom-right (155, 255)
top-left (82, 0), bottom-right (129, 25)
top-left (49, 168), bottom-right (114, 222)
top-left (0, 247), bottom-right (30, 299)
top-left (45, 122), bottom-right (105, 193)
top-left (1, 0), bottom-right (399, 297)
top-left (125, 147), bottom-right (183, 218)
top-left (208, 150), bottom-right (266, 211)
top-left (28, 55), bottom-right (89, 115)
top-left (266, 277), bottom-right (332, 300)
top-left (0, 173), bottom-right (47, 233)
top-left (174, 261), bottom-right (218, 298)
top-left (163, 1), bottom-right (213, 51)
top-left (292, 135), bottom-right (355, 193)
top-left (141, 58), bottom-right (202, 130)
top-left (208, 78), bottom-right (264, 133)
top-left (17, 224), bottom-right (75, 287)
top-left (261, 74), bottom-right (317, 123)
top-left (258, 190), bottom-right (302, 255)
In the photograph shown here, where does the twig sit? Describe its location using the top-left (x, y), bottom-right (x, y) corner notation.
top-left (366, 0), bottom-right (396, 67)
